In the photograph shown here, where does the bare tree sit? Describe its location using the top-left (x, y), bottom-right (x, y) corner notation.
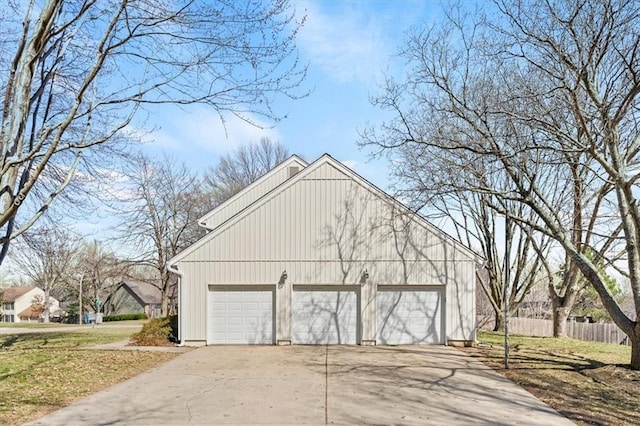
top-left (447, 193), bottom-right (551, 332)
top-left (120, 154), bottom-right (207, 316)
top-left (12, 227), bottom-right (80, 322)
top-left (72, 240), bottom-right (129, 314)
top-left (203, 137), bottom-right (290, 205)
top-left (362, 1), bottom-right (640, 368)
top-left (390, 140), bottom-right (552, 332)
top-left (0, 0), bottom-right (307, 265)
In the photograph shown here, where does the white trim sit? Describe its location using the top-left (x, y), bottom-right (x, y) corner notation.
top-left (165, 264), bottom-right (183, 344)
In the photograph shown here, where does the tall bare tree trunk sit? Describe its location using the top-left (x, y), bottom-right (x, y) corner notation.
top-left (549, 256), bottom-right (582, 337)
top-left (632, 326), bottom-right (640, 370)
top-left (161, 295), bottom-right (170, 319)
top-left (551, 306), bottom-right (570, 337)
top-left (493, 311), bottom-right (504, 332)
top-left (42, 288), bottom-right (51, 323)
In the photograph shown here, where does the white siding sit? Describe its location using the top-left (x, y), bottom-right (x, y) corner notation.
top-left (200, 157), bottom-right (307, 230)
top-left (446, 261), bottom-right (477, 342)
top-left (173, 157), bottom-right (478, 344)
top-left (185, 163), bottom-right (471, 269)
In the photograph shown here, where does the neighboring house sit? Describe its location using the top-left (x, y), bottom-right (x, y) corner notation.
top-left (104, 281), bottom-right (163, 318)
top-left (168, 154), bottom-right (480, 346)
top-left (0, 286), bottom-right (61, 323)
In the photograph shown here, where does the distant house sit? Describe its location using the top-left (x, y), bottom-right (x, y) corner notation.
top-left (104, 281), bottom-right (163, 318)
top-left (0, 286), bottom-right (61, 323)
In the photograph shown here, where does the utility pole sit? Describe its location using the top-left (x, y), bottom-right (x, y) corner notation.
top-left (504, 215), bottom-right (511, 369)
top-left (78, 271), bottom-right (84, 325)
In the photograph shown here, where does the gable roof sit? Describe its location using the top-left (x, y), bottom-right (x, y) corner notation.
top-left (18, 305), bottom-right (42, 318)
top-left (198, 155), bottom-right (308, 230)
top-left (110, 281), bottom-right (162, 305)
top-left (170, 153), bottom-right (480, 266)
top-left (1, 286), bottom-right (37, 302)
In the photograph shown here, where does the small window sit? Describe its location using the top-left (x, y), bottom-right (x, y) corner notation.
top-left (288, 166), bottom-right (300, 178)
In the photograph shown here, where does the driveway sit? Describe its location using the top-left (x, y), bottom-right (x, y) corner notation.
top-left (28, 345), bottom-right (573, 425)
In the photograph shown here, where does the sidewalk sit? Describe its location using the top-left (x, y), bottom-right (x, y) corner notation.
top-left (89, 339), bottom-right (193, 353)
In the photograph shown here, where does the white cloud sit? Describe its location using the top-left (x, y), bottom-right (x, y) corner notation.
top-left (144, 106), bottom-right (281, 155)
top-left (296, 2), bottom-right (392, 85)
top-left (341, 160), bottom-right (357, 170)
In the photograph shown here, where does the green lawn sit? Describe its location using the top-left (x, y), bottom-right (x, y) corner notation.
top-left (0, 328), bottom-right (177, 425)
top-left (0, 322), bottom-right (77, 328)
top-left (0, 320), bottom-right (148, 328)
top-left (463, 331), bottom-right (639, 425)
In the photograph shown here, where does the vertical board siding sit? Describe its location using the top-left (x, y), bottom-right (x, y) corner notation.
top-left (444, 261), bottom-right (476, 341)
top-left (190, 179), bottom-right (466, 265)
top-left (179, 260), bottom-right (474, 285)
top-left (202, 158), bottom-right (306, 229)
top-left (178, 160), bottom-right (477, 342)
top-left (180, 263), bottom-right (207, 341)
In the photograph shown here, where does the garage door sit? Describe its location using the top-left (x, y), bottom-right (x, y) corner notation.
top-left (208, 286), bottom-right (275, 344)
top-left (377, 286), bottom-right (444, 344)
top-left (292, 286), bottom-right (359, 344)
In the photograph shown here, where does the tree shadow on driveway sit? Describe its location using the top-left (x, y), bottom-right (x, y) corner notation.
top-left (322, 345), bottom-right (573, 425)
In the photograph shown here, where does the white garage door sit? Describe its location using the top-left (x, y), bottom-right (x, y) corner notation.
top-left (208, 286), bottom-right (274, 344)
top-left (292, 286), bottom-right (359, 344)
top-left (377, 286), bottom-right (444, 345)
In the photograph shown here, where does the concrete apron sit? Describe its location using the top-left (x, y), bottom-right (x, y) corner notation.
top-left (27, 345), bottom-right (573, 425)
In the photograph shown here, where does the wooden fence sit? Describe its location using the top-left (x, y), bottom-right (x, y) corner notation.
top-left (479, 317), bottom-right (630, 345)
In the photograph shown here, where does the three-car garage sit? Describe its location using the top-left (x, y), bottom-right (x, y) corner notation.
top-left (206, 284), bottom-right (445, 346)
top-left (170, 154), bottom-right (478, 347)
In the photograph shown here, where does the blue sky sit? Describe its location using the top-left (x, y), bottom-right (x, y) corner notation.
top-left (144, 0), bottom-right (442, 191)
top-left (3, 1), bottom-right (448, 277)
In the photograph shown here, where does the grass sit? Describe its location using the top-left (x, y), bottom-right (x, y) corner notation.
top-left (0, 327), bottom-right (177, 425)
top-left (0, 322), bottom-right (77, 328)
top-left (0, 320), bottom-right (149, 328)
top-left (462, 331), bottom-right (640, 425)
top-left (3, 327), bottom-right (637, 425)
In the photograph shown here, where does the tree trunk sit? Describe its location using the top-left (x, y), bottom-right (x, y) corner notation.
top-left (632, 338), bottom-right (640, 370)
top-left (553, 307), bottom-right (570, 337)
top-left (632, 324), bottom-right (640, 371)
top-left (161, 295), bottom-right (170, 318)
top-left (43, 290), bottom-right (51, 323)
top-left (550, 256), bottom-right (581, 338)
top-left (493, 311), bottom-right (504, 332)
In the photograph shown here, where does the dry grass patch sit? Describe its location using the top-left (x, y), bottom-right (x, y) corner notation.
top-left (0, 322), bottom-right (77, 329)
top-left (0, 329), bottom-right (177, 425)
top-left (462, 332), bottom-right (640, 425)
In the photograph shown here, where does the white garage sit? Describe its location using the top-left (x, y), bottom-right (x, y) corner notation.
top-left (169, 154), bottom-right (479, 347)
top-left (207, 286), bottom-right (275, 344)
top-left (377, 286), bottom-right (444, 345)
top-left (292, 286), bottom-right (359, 344)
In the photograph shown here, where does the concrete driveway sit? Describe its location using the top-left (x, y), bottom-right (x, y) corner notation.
top-left (28, 345), bottom-right (573, 425)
